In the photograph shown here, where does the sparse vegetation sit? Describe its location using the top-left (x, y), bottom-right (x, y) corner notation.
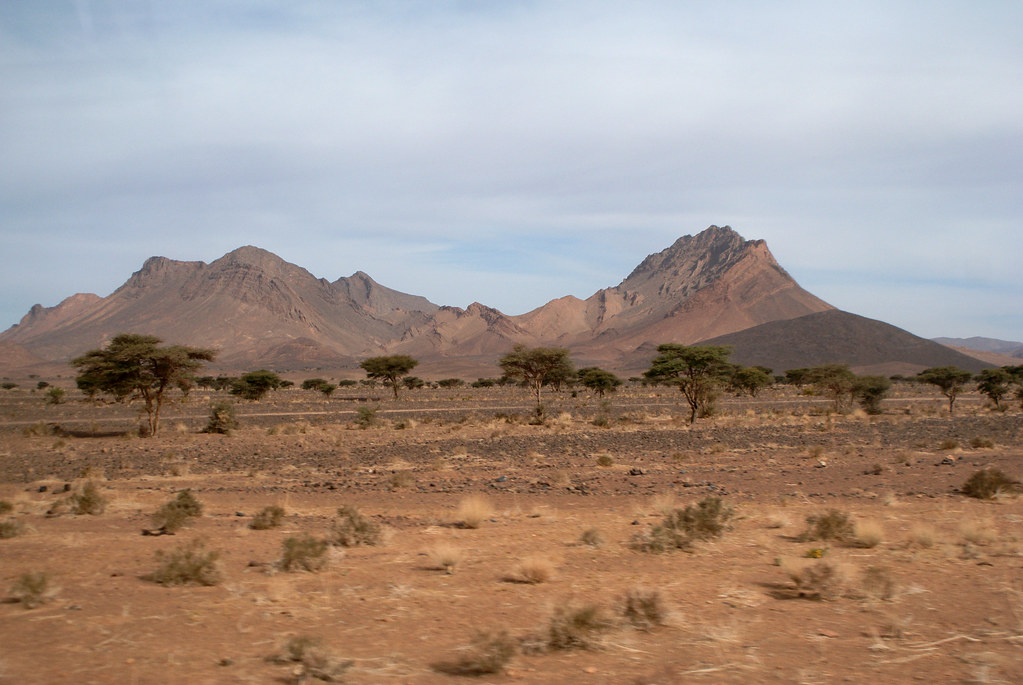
top-left (505, 556), bottom-right (555, 584)
top-left (781, 559), bottom-right (852, 601)
top-left (961, 468), bottom-right (1022, 500)
top-left (621, 588), bottom-right (667, 630)
top-left (432, 630), bottom-right (517, 676)
top-left (455, 495), bottom-right (493, 529)
top-left (632, 496), bottom-right (734, 552)
top-left (250, 505), bottom-right (285, 530)
top-left (149, 489), bottom-right (203, 533)
top-left (203, 400), bottom-right (238, 433)
top-left (328, 505), bottom-right (382, 547)
top-left (580, 527), bottom-right (604, 547)
top-left (0, 499), bottom-right (14, 514)
top-left (355, 405), bottom-right (379, 428)
top-left (543, 602), bottom-right (615, 651)
top-left (147, 539), bottom-right (221, 586)
top-left (279, 534), bottom-right (330, 572)
top-left (360, 355), bottom-right (420, 399)
top-left (8, 571), bottom-right (57, 608)
top-left (799, 509), bottom-right (855, 543)
top-left (426, 543), bottom-right (464, 574)
top-left (268, 635), bottom-right (352, 682)
top-left (1, 519), bottom-right (28, 539)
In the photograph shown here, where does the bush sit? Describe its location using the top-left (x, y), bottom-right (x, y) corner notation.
top-left (544, 602), bottom-right (614, 651)
top-left (1, 519), bottom-right (28, 539)
top-left (150, 490), bottom-right (203, 533)
top-left (355, 406), bottom-right (378, 429)
top-left (45, 387), bottom-right (66, 405)
top-left (0, 500), bottom-right (14, 515)
top-left (71, 480), bottom-right (107, 515)
top-left (147, 539), bottom-right (221, 586)
top-left (970, 436), bottom-right (995, 449)
top-left (799, 509), bottom-right (855, 543)
top-left (328, 505), bottom-right (382, 547)
top-left (279, 535), bottom-right (329, 572)
top-left (268, 635), bottom-right (352, 682)
top-left (250, 505), bottom-right (285, 530)
top-left (782, 559), bottom-right (852, 601)
top-left (961, 469), bottom-right (1022, 500)
top-left (204, 401), bottom-right (238, 434)
top-left (9, 571), bottom-right (57, 608)
top-left (596, 454), bottom-right (614, 467)
top-left (455, 495), bottom-right (493, 529)
top-left (622, 588), bottom-right (666, 630)
top-left (432, 630), bottom-right (516, 675)
top-left (633, 496), bottom-right (735, 553)
top-left (580, 528), bottom-right (604, 547)
top-left (505, 556), bottom-right (555, 584)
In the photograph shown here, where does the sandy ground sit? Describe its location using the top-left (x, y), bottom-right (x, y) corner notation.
top-left (1, 385), bottom-right (1022, 684)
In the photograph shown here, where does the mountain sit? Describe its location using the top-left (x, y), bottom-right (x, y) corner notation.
top-left (697, 310), bottom-right (991, 376)
top-left (0, 226), bottom-right (995, 376)
top-left (933, 336), bottom-right (1023, 358)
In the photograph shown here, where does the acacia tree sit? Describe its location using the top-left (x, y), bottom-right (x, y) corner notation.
top-left (578, 367), bottom-right (623, 397)
top-left (917, 366), bottom-right (973, 415)
top-left (729, 366), bottom-right (773, 397)
top-left (975, 368), bottom-right (1013, 410)
top-left (806, 364), bottom-right (858, 412)
top-left (360, 355), bottom-right (419, 399)
top-left (230, 370), bottom-right (284, 401)
top-left (71, 333), bottom-right (216, 436)
top-left (644, 344), bottom-right (733, 424)
top-left (498, 345), bottom-right (573, 408)
top-left (853, 375), bottom-right (892, 415)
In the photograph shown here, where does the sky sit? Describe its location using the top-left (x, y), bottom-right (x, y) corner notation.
top-left (1, 1), bottom-right (1021, 342)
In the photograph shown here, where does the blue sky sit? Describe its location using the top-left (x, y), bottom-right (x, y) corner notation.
top-left (1, 1), bottom-right (1021, 341)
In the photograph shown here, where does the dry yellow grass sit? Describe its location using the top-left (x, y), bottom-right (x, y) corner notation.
top-left (456, 495), bottom-right (494, 529)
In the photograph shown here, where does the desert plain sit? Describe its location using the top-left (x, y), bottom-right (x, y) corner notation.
top-left (1, 382), bottom-right (1022, 684)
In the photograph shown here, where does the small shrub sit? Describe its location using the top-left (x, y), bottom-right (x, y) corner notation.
top-left (861, 566), bottom-right (897, 601)
top-left (45, 387), bottom-right (66, 405)
top-left (150, 489), bottom-right (204, 533)
top-left (970, 436), bottom-right (995, 449)
top-left (782, 559), bottom-right (852, 601)
top-left (1, 520), bottom-right (28, 539)
top-left (853, 520), bottom-right (884, 548)
top-left (0, 500), bottom-right (13, 515)
top-left (907, 524), bottom-right (936, 548)
top-left (355, 406), bottom-right (379, 429)
top-left (938, 438), bottom-right (960, 451)
top-left (71, 480), bottom-right (107, 515)
top-left (388, 471), bottom-right (415, 489)
top-left (147, 539), bottom-right (221, 586)
top-left (632, 496), bottom-right (735, 553)
top-left (591, 415), bottom-right (610, 428)
top-left (506, 556), bottom-right (555, 584)
top-left (250, 505), bottom-right (285, 530)
top-left (426, 543), bottom-right (464, 574)
top-left (455, 495), bottom-right (493, 529)
top-left (596, 454), bottom-right (614, 467)
top-left (544, 602), bottom-right (614, 651)
top-left (432, 630), bottom-right (516, 676)
top-left (799, 509), bottom-right (855, 543)
top-left (328, 505), bottom-right (382, 547)
top-left (958, 518), bottom-right (998, 545)
top-left (622, 588), bottom-right (666, 631)
top-left (268, 635), bottom-right (352, 682)
top-left (961, 468), bottom-right (1022, 500)
top-left (580, 528), bottom-right (604, 547)
top-left (9, 571), bottom-right (57, 608)
top-left (279, 535), bottom-right (329, 572)
top-left (203, 401), bottom-right (238, 434)
top-left (528, 404), bottom-right (548, 425)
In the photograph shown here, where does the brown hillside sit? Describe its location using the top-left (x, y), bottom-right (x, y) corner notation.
top-left (693, 309), bottom-right (991, 376)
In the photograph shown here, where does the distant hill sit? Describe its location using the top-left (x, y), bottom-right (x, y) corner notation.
top-left (933, 336), bottom-right (1023, 358)
top-left (0, 226), bottom-right (996, 377)
top-left (696, 310), bottom-right (990, 376)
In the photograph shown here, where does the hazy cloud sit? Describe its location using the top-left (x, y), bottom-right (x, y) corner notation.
top-left (1, 1), bottom-right (1020, 340)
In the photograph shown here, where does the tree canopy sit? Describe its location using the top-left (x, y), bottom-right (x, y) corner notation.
top-left (70, 333), bottom-right (216, 436)
top-left (498, 345), bottom-right (573, 407)
top-left (230, 370), bottom-right (284, 401)
top-left (644, 344), bottom-right (733, 424)
top-left (917, 366), bottom-right (973, 415)
top-left (360, 355), bottom-right (419, 399)
top-left (578, 367), bottom-right (623, 397)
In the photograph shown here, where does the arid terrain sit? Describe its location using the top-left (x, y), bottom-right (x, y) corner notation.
top-left (2, 383), bottom-right (1022, 684)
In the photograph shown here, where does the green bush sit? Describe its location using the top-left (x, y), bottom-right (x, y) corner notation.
top-left (355, 406), bottom-right (378, 429)
top-left (203, 401), bottom-right (238, 434)
top-left (632, 496), bottom-right (734, 553)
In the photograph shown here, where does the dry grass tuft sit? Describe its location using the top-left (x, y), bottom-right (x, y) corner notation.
top-left (541, 601), bottom-right (615, 651)
top-left (622, 588), bottom-right (667, 631)
top-left (328, 505), bottom-right (382, 546)
top-left (958, 518), bottom-right (999, 546)
top-left (455, 495), bottom-right (493, 529)
top-left (580, 527), bottom-right (604, 547)
top-left (1, 519), bottom-right (28, 539)
top-left (146, 539), bottom-right (221, 586)
top-left (8, 571), bottom-right (58, 608)
top-left (861, 566), bottom-right (898, 601)
top-left (907, 524), bottom-right (937, 548)
top-left (505, 556), bottom-right (556, 584)
top-left (432, 630), bottom-right (517, 676)
top-left (268, 635), bottom-right (352, 682)
top-left (962, 469), bottom-right (1022, 500)
top-left (279, 535), bottom-right (330, 572)
top-left (250, 505), bottom-right (285, 530)
top-left (799, 509), bottom-right (855, 543)
top-left (426, 543), bottom-right (464, 574)
top-left (781, 558), bottom-right (854, 601)
top-left (853, 519), bottom-right (885, 548)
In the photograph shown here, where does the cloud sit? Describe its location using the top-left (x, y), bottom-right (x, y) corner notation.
top-left (1, 1), bottom-right (1021, 340)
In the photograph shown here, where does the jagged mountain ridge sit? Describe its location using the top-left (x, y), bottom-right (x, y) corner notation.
top-left (0, 226), bottom-right (963, 375)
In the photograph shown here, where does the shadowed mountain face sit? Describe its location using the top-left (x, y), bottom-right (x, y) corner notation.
top-left (0, 226), bottom-right (983, 376)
